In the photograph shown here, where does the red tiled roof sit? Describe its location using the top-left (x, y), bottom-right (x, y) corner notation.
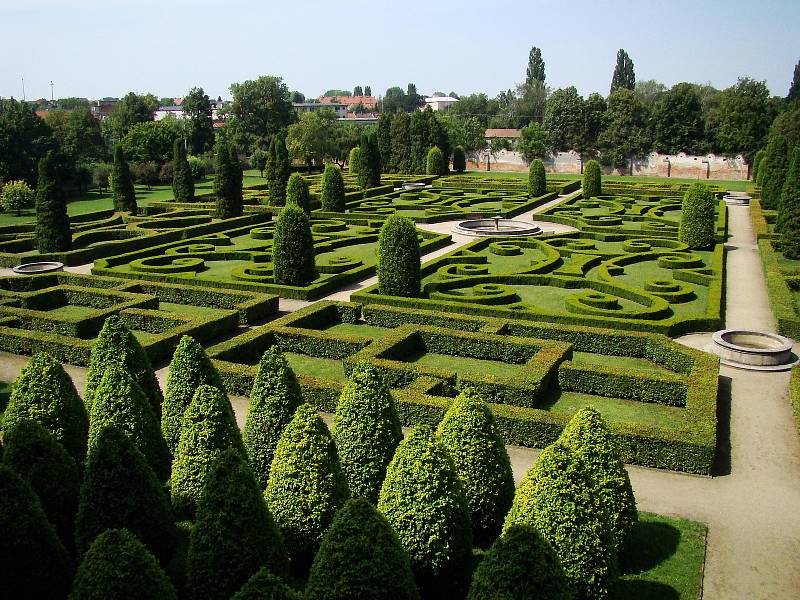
top-left (318, 95), bottom-right (377, 109)
top-left (485, 128), bottom-right (522, 138)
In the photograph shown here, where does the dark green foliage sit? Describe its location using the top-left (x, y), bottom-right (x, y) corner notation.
top-left (378, 425), bottom-right (473, 598)
top-left (264, 403), bottom-right (350, 570)
top-left (232, 567), bottom-right (300, 600)
top-left (504, 442), bottom-right (618, 599)
top-left (34, 151), bottom-right (72, 252)
top-left (187, 449), bottom-right (288, 600)
top-left (172, 139), bottom-right (195, 202)
top-left (678, 182), bottom-right (716, 249)
top-left (4, 352), bottom-right (88, 464)
top-left (558, 407), bottom-right (638, 551)
top-left (357, 131), bottom-right (381, 189)
top-left (162, 335), bottom-right (225, 454)
top-left (377, 215), bottom-right (420, 297)
top-left (229, 143), bottom-right (244, 206)
top-left (305, 498), bottom-right (419, 600)
top-left (270, 134), bottom-right (291, 204)
top-left (332, 364), bottom-right (402, 502)
top-left (610, 48), bottom-right (636, 93)
top-left (273, 204), bottom-right (316, 286)
top-left (761, 134), bottom-right (790, 209)
top-left (390, 113), bottom-right (412, 173)
top-left (70, 528), bottom-right (178, 600)
top-left (752, 148), bottom-right (766, 182)
top-left (76, 426), bottom-right (175, 561)
top-left (320, 164), bottom-right (346, 212)
top-left (2, 419), bottom-right (80, 553)
top-left (528, 158), bottom-right (547, 197)
top-left (468, 525), bottom-right (572, 600)
top-left (526, 46), bottom-right (546, 85)
top-left (84, 314), bottom-right (163, 418)
top-left (582, 159), bottom-right (601, 198)
top-left (243, 347), bottom-right (303, 490)
top-left (171, 385), bottom-right (243, 519)
top-left (435, 388), bottom-right (515, 547)
top-left (286, 172), bottom-right (311, 212)
top-left (757, 156), bottom-right (769, 187)
top-left (111, 144), bottom-right (137, 213)
top-left (88, 365), bottom-right (171, 481)
top-left (215, 141), bottom-right (243, 218)
top-left (789, 60), bottom-right (800, 101)
top-left (348, 146), bottom-right (362, 174)
top-left (776, 147), bottom-right (800, 232)
top-left (0, 465), bottom-right (71, 598)
top-left (452, 145), bottom-right (466, 173)
top-left (781, 215), bottom-right (800, 259)
top-left (425, 146), bottom-right (445, 175)
top-left (377, 112), bottom-right (395, 170)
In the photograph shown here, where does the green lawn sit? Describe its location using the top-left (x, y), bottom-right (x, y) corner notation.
top-left (405, 351), bottom-right (529, 380)
top-left (284, 352), bottom-right (346, 381)
top-left (323, 322), bottom-right (393, 339)
top-left (543, 391), bottom-right (686, 429)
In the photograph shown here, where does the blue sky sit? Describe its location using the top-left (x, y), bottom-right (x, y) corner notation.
top-left (1, 0), bottom-right (798, 102)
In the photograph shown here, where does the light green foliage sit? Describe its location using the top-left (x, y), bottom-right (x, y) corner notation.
top-left (273, 204), bottom-right (316, 286)
top-left (348, 146), bottom-right (362, 174)
top-left (528, 159), bottom-right (546, 196)
top-left (678, 182), bottom-right (716, 249)
top-left (752, 148), bottom-right (766, 182)
top-left (285, 172), bottom-right (311, 212)
top-left (435, 388), bottom-right (515, 547)
top-left (111, 144), bottom-right (137, 213)
top-left (333, 364), bottom-right (402, 502)
top-left (1, 179), bottom-right (33, 214)
top-left (425, 146), bottom-right (445, 175)
top-left (518, 121), bottom-right (550, 163)
top-left (377, 215), bottom-right (420, 297)
top-left (320, 164), bottom-right (346, 212)
top-left (582, 160), bottom-right (602, 198)
top-left (232, 567), bottom-right (300, 600)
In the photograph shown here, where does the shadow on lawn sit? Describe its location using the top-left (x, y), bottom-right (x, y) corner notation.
top-left (620, 520), bottom-right (681, 574)
top-left (615, 579), bottom-right (679, 599)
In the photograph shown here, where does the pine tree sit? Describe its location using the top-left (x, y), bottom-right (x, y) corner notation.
top-left (610, 49), bottom-right (636, 93)
top-left (243, 347), bottom-right (303, 490)
top-left (285, 172), bottom-right (311, 212)
top-left (272, 204), bottom-right (316, 286)
top-left (34, 151), bottom-right (72, 252)
top-left (377, 215), bottom-right (420, 297)
top-left (320, 164), bottom-right (346, 212)
top-left (528, 158), bottom-right (547, 197)
top-left (583, 159), bottom-right (602, 198)
top-left (357, 131), bottom-right (381, 189)
top-left (172, 138), bottom-right (195, 202)
top-left (111, 144), bottom-right (138, 214)
top-left (777, 147), bottom-right (800, 232)
top-left (526, 46), bottom-right (546, 86)
top-left (678, 182), bottom-right (716, 249)
top-left (452, 145), bottom-right (466, 173)
top-left (232, 567), bottom-right (300, 600)
top-left (760, 134), bottom-right (790, 210)
top-left (788, 59), bottom-right (800, 101)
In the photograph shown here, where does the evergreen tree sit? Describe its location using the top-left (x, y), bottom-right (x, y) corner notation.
top-left (357, 131), bottom-right (381, 189)
top-left (390, 112), bottom-right (412, 173)
top-left (111, 144), bottom-right (138, 214)
top-left (320, 164), bottom-right (346, 212)
top-left (285, 172), bottom-right (311, 212)
top-left (425, 146), bottom-right (445, 175)
top-left (306, 498), bottom-right (419, 600)
top-left (264, 403), bottom-right (350, 571)
top-left (162, 335), bottom-right (226, 455)
top-left (348, 146), bottom-right (362, 174)
top-left (187, 449), bottom-right (288, 600)
top-left (378, 426), bottom-right (473, 598)
top-left (610, 49), bottom-right (636, 93)
top-left (215, 141), bottom-right (242, 218)
top-left (788, 59), bottom-right (800, 101)
top-left (377, 112), bottom-right (395, 171)
top-left (526, 46), bottom-right (546, 86)
top-left (757, 157), bottom-right (769, 187)
top-left (34, 151), bottom-right (72, 252)
top-left (332, 364), bottom-right (402, 503)
top-left (582, 159), bottom-right (602, 198)
top-left (272, 133), bottom-right (291, 205)
top-left (272, 204), bottom-right (316, 286)
top-left (752, 148), bottom-right (767, 182)
top-left (243, 347), bottom-right (303, 491)
top-left (760, 133), bottom-right (790, 209)
top-left (678, 182), bottom-right (716, 249)
top-left (781, 215), bottom-right (800, 259)
top-left (229, 142), bottom-right (244, 210)
top-left (528, 158), bottom-right (547, 196)
top-left (377, 215), bottom-right (420, 297)
top-left (452, 145), bottom-right (466, 173)
top-left (4, 352), bottom-right (88, 464)
top-left (70, 529), bottom-right (178, 600)
top-left (172, 138), bottom-right (195, 202)
top-left (265, 136), bottom-right (277, 193)
top-left (777, 147), bottom-right (800, 232)
top-left (232, 567), bottom-right (300, 600)
top-left (364, 85), bottom-right (372, 96)
top-left (76, 426), bottom-right (176, 561)
top-left (354, 85), bottom-right (363, 96)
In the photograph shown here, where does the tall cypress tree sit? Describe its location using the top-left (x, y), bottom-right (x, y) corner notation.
top-left (761, 134), bottom-right (790, 209)
top-left (377, 113), bottom-right (395, 171)
top-left (777, 147), bottom-right (800, 232)
top-left (34, 152), bottom-right (71, 252)
top-left (172, 138), bottom-right (195, 202)
top-left (788, 59), bottom-right (800, 102)
top-left (377, 215), bottom-right (420, 297)
top-left (320, 164), bottom-right (346, 212)
top-left (610, 49), bottom-right (636, 93)
top-left (357, 131), bottom-right (381, 189)
top-left (229, 142), bottom-right (244, 212)
top-left (272, 134), bottom-right (291, 205)
top-left (215, 141), bottom-right (242, 219)
top-left (272, 205), bottom-right (316, 286)
top-left (111, 144), bottom-right (137, 213)
top-left (390, 112), bottom-right (412, 173)
top-left (525, 46), bottom-right (546, 86)
top-left (285, 173), bottom-right (311, 213)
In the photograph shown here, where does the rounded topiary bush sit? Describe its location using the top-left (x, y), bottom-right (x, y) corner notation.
top-left (558, 407), bottom-right (637, 551)
top-left (452, 146), bottom-right (466, 173)
top-left (232, 567), bottom-right (300, 600)
top-left (242, 347), bottom-right (303, 491)
top-left (285, 173), bottom-right (311, 213)
top-left (348, 147), bottom-right (362, 175)
top-left (88, 364), bottom-right (171, 481)
top-left (377, 214), bottom-right (420, 297)
top-left (171, 384), bottom-right (243, 519)
top-left (4, 352), bottom-right (88, 464)
top-left (2, 419), bottom-right (80, 553)
top-left (503, 442), bottom-right (617, 599)
top-left (378, 425), bottom-right (473, 598)
top-left (435, 388), bottom-right (515, 547)
top-left (0, 465), bottom-right (71, 598)
top-left (70, 528), bottom-right (177, 600)
top-left (528, 159), bottom-right (547, 197)
top-left (272, 205), bottom-right (316, 286)
top-left (582, 160), bottom-right (601, 198)
top-left (187, 449), bottom-right (288, 600)
top-left (467, 525), bottom-right (571, 600)
top-left (76, 426), bottom-right (176, 562)
top-left (162, 335), bottom-right (226, 454)
top-left (678, 182), bottom-right (716, 249)
top-left (320, 164), bottom-right (346, 212)
top-left (264, 403), bottom-right (350, 572)
top-left (426, 146), bottom-right (445, 175)
top-left (306, 498), bottom-right (419, 600)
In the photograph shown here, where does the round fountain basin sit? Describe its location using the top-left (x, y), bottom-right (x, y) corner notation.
top-left (710, 329), bottom-right (797, 370)
top-left (400, 182), bottom-right (427, 191)
top-left (453, 219), bottom-right (543, 237)
top-left (12, 261), bottom-right (64, 275)
top-left (723, 192), bottom-right (751, 206)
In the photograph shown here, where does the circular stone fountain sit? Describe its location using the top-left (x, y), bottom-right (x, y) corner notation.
top-left (400, 182), bottom-right (427, 191)
top-left (723, 191), bottom-right (751, 206)
top-left (11, 261), bottom-right (64, 275)
top-left (709, 329), bottom-right (798, 370)
top-left (453, 218), bottom-right (543, 237)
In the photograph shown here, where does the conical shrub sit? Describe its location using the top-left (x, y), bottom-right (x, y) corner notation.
top-left (582, 160), bottom-right (601, 198)
top-left (272, 204), bottom-right (316, 286)
top-left (377, 215), bottom-right (420, 298)
top-left (678, 182), bottom-right (716, 249)
top-left (286, 173), bottom-right (311, 213)
top-left (528, 158), bottom-right (547, 196)
top-left (320, 164), bottom-right (345, 212)
top-left (232, 567), bottom-right (300, 600)
top-left (34, 151), bottom-right (72, 252)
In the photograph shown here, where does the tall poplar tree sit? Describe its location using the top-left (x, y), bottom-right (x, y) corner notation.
top-left (525, 47), bottom-right (546, 86)
top-left (788, 60), bottom-right (800, 102)
top-left (610, 49), bottom-right (636, 93)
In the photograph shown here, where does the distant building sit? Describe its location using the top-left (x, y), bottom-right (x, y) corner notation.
top-left (154, 97), bottom-right (229, 121)
top-left (293, 102), bottom-right (348, 118)
top-left (90, 97), bottom-right (118, 120)
top-left (485, 128), bottom-right (522, 146)
top-left (339, 112), bottom-right (379, 125)
top-left (424, 96), bottom-right (458, 111)
top-left (154, 105), bottom-right (186, 120)
top-left (318, 95), bottom-right (378, 111)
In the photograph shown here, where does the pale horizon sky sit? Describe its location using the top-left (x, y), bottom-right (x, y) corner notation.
top-left (1, 0), bottom-right (798, 103)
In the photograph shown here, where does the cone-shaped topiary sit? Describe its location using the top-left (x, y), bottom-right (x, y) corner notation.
top-left (306, 498), bottom-right (419, 600)
top-left (264, 403), bottom-right (350, 571)
top-left (187, 449), bottom-right (288, 600)
top-left (752, 148), bottom-right (766, 183)
top-left (582, 159), bottom-right (601, 198)
top-left (756, 156), bottom-right (768, 187)
top-left (357, 131), bottom-right (381, 189)
top-left (528, 158), bottom-right (547, 197)
top-left (467, 525), bottom-right (572, 600)
top-left (172, 138), bottom-right (195, 202)
top-left (332, 364), bottom-right (402, 503)
top-left (678, 182), bottom-right (716, 249)
top-left (162, 335), bottom-right (226, 454)
top-left (782, 215), bottom-right (800, 259)
top-left (348, 146), bottom-right (362, 175)
top-left (435, 388), bottom-right (515, 547)
top-left (285, 172), bottom-right (311, 213)
top-left (171, 384), bottom-right (244, 518)
top-left (273, 204), bottom-right (316, 286)
top-left (425, 146), bottom-right (445, 175)
top-left (503, 442), bottom-right (617, 599)
top-left (111, 144), bottom-right (138, 213)
top-left (229, 143), bottom-right (244, 211)
top-left (378, 425), bottom-right (473, 598)
top-left (377, 214), bottom-right (420, 297)
top-left (761, 133), bottom-right (790, 209)
top-left (320, 164), bottom-right (346, 212)
top-left (232, 567), bottom-right (300, 600)
top-left (76, 426), bottom-right (176, 561)
top-left (83, 314), bottom-right (163, 418)
top-left (776, 147), bottom-right (800, 232)
top-left (558, 407), bottom-right (637, 552)
top-left (4, 352), bottom-right (88, 464)
top-left (242, 347), bottom-right (303, 490)
top-left (88, 364), bottom-right (171, 481)
top-left (0, 465), bottom-right (72, 597)
top-left (35, 151), bottom-right (72, 252)
top-left (2, 419), bottom-right (80, 553)
top-left (70, 528), bottom-right (178, 600)
top-left (452, 145), bottom-right (466, 173)
top-left (270, 134), bottom-right (291, 205)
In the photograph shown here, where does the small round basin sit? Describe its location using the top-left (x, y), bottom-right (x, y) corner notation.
top-left (453, 219), bottom-right (543, 237)
top-left (710, 329), bottom-right (797, 370)
top-left (12, 261), bottom-right (64, 275)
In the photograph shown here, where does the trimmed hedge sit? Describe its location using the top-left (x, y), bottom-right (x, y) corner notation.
top-left (232, 567), bottom-right (300, 600)
top-left (286, 173), bottom-right (311, 213)
top-left (273, 205), bottom-right (316, 286)
top-left (377, 215), bottom-right (420, 297)
top-left (582, 160), bottom-right (601, 198)
top-left (452, 146), bottom-right (466, 173)
top-left (528, 159), bottom-right (546, 197)
top-left (426, 146), bottom-right (445, 175)
top-left (320, 165), bottom-right (346, 212)
top-left (678, 183), bottom-right (716, 249)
